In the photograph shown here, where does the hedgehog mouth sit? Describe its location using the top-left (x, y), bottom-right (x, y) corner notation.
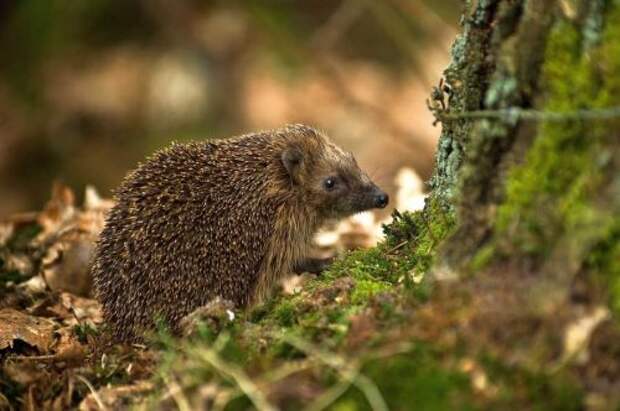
top-left (359, 191), bottom-right (389, 212)
top-left (355, 203), bottom-right (378, 213)
top-left (340, 202), bottom-right (381, 217)
top-left (322, 191), bottom-right (389, 218)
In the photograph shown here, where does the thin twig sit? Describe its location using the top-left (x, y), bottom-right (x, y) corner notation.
top-left (437, 106), bottom-right (620, 123)
top-left (212, 388), bottom-right (238, 411)
top-left (211, 331), bottom-right (230, 353)
top-left (163, 374), bottom-right (192, 411)
top-left (260, 358), bottom-right (314, 383)
top-left (0, 392), bottom-right (13, 411)
top-left (303, 379), bottom-right (353, 411)
top-left (193, 345), bottom-right (278, 411)
top-left (27, 385), bottom-right (34, 411)
top-left (387, 240), bottom-right (408, 254)
top-left (279, 334), bottom-right (389, 411)
top-left (365, 342), bottom-right (414, 360)
top-left (213, 358), bottom-right (315, 411)
top-left (75, 375), bottom-right (108, 411)
top-left (354, 374), bottom-right (391, 411)
top-left (12, 354), bottom-right (57, 361)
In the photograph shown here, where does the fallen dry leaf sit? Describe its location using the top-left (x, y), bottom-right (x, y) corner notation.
top-left (52, 326), bottom-right (87, 363)
top-left (42, 240), bottom-right (95, 296)
top-left (0, 221), bottom-right (13, 246)
top-left (0, 308), bottom-right (57, 353)
top-left (36, 182), bottom-right (76, 241)
top-left (59, 292), bottom-right (103, 325)
top-left (83, 185), bottom-right (115, 211)
top-left (30, 185), bottom-right (113, 296)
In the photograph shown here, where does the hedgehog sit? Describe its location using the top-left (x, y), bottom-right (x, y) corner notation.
top-left (92, 124), bottom-right (388, 341)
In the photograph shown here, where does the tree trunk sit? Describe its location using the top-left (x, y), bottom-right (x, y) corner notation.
top-left (432, 0), bottom-right (619, 310)
top-left (423, 0), bottom-right (620, 403)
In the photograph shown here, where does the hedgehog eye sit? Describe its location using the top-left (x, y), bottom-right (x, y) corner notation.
top-left (323, 177), bottom-right (337, 191)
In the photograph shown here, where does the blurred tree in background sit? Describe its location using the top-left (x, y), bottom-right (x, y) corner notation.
top-left (0, 0), bottom-right (460, 215)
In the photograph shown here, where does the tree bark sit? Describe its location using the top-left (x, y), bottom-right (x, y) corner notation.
top-left (418, 1), bottom-right (620, 402)
top-left (431, 0), bottom-right (619, 311)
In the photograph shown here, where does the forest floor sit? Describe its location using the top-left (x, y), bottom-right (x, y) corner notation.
top-left (1, 183), bottom-right (619, 411)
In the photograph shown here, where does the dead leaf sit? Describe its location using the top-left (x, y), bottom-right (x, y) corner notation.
top-left (36, 182), bottom-right (76, 239)
top-left (52, 327), bottom-right (87, 363)
top-left (0, 221), bottom-right (13, 246)
top-left (42, 240), bottom-right (95, 296)
top-left (59, 292), bottom-right (102, 324)
top-left (32, 185), bottom-right (112, 296)
top-left (0, 308), bottom-right (57, 353)
top-left (83, 185), bottom-right (115, 211)
top-left (2, 253), bottom-right (34, 276)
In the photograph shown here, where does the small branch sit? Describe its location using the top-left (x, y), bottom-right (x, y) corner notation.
top-left (435, 106), bottom-right (620, 123)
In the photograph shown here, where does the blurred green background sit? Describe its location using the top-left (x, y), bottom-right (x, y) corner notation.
top-left (0, 0), bottom-right (460, 215)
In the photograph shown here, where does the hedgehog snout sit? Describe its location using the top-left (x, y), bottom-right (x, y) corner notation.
top-left (356, 184), bottom-right (389, 212)
top-left (371, 187), bottom-right (389, 209)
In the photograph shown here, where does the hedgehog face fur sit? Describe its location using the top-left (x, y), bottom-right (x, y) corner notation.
top-left (281, 128), bottom-right (388, 218)
top-left (92, 124), bottom-right (388, 341)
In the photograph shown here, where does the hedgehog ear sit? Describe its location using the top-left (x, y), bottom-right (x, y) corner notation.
top-left (281, 147), bottom-right (303, 184)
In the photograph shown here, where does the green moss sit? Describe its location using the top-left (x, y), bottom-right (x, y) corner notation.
top-left (493, 6), bottom-right (620, 270)
top-left (496, 22), bottom-right (591, 254)
top-left (332, 345), bottom-right (476, 411)
top-left (349, 279), bottom-right (391, 305)
top-left (325, 246), bottom-right (400, 285)
top-left (147, 162), bottom-right (459, 409)
top-left (468, 243), bottom-right (496, 273)
top-left (272, 298), bottom-right (299, 327)
top-left (150, 200), bottom-right (460, 406)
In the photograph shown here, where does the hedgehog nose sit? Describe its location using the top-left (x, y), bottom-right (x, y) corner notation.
top-left (374, 192), bottom-right (389, 209)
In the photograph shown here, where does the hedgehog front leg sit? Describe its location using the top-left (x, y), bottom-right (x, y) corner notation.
top-left (293, 257), bottom-right (334, 275)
